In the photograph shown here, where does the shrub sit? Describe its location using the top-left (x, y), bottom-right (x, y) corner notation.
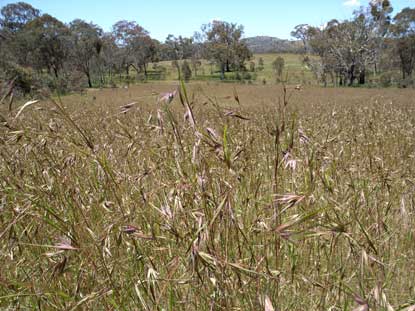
top-left (399, 77), bottom-right (413, 88)
top-left (1, 63), bottom-right (38, 95)
top-left (379, 72), bottom-right (392, 87)
top-left (273, 57), bottom-right (285, 78)
top-left (249, 61), bottom-right (256, 72)
top-left (242, 72), bottom-right (252, 80)
top-left (258, 57), bottom-right (264, 71)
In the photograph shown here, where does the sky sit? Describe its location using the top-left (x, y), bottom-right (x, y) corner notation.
top-left (0, 0), bottom-right (414, 41)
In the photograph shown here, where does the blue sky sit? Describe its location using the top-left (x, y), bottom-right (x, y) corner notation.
top-left (0, 0), bottom-right (414, 41)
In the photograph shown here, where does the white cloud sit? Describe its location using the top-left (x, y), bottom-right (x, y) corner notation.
top-left (343, 0), bottom-right (361, 6)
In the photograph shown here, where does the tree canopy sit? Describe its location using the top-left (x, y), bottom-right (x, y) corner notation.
top-left (202, 21), bottom-right (252, 79)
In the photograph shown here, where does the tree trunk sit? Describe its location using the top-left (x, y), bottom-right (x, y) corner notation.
top-left (404, 67), bottom-right (412, 80)
top-left (348, 64), bottom-right (355, 86)
top-left (359, 69), bottom-right (365, 85)
top-left (53, 67), bottom-right (59, 79)
top-left (108, 68), bottom-right (113, 85)
top-left (86, 71), bottom-right (92, 88)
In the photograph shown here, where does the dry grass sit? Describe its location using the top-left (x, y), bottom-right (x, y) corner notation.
top-left (1, 83), bottom-right (415, 310)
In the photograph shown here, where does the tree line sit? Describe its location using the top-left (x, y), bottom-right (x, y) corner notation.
top-left (0, 2), bottom-right (252, 94)
top-left (292, 0), bottom-right (415, 87)
top-left (0, 1), bottom-right (414, 96)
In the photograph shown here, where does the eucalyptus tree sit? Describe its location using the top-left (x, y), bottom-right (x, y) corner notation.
top-left (23, 14), bottom-right (71, 78)
top-left (0, 2), bottom-right (40, 85)
top-left (392, 7), bottom-right (415, 81)
top-left (164, 35), bottom-right (194, 60)
top-left (0, 1), bottom-right (40, 33)
top-left (368, 0), bottom-right (393, 74)
top-left (293, 0), bottom-right (393, 86)
top-left (272, 56), bottom-right (285, 78)
top-left (112, 20), bottom-right (157, 78)
top-left (98, 33), bottom-right (119, 83)
top-left (202, 21), bottom-right (251, 79)
top-left (69, 19), bottom-right (103, 87)
top-left (296, 13), bottom-right (379, 85)
top-left (291, 24), bottom-right (311, 53)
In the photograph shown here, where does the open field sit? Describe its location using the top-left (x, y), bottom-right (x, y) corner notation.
top-left (145, 53), bottom-right (314, 85)
top-left (143, 53), bottom-right (404, 87)
top-left (1, 83), bottom-right (415, 310)
top-left (250, 53), bottom-right (314, 84)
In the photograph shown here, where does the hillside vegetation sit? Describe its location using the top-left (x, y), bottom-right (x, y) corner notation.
top-left (146, 53), bottom-right (313, 85)
top-left (243, 36), bottom-right (302, 54)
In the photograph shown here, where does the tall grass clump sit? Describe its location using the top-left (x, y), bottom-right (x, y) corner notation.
top-left (0, 83), bottom-right (414, 310)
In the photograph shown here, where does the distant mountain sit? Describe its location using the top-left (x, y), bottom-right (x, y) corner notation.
top-left (243, 36), bottom-right (303, 54)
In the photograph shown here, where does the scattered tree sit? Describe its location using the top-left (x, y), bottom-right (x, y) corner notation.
top-left (0, 2), bottom-right (40, 33)
top-left (391, 7), bottom-right (415, 82)
top-left (291, 24), bottom-right (312, 53)
top-left (258, 57), bottom-right (264, 71)
top-left (2, 0), bottom-right (415, 94)
top-left (23, 14), bottom-right (71, 78)
top-left (112, 20), bottom-right (152, 77)
top-left (202, 20), bottom-right (252, 80)
top-left (69, 19), bottom-right (103, 87)
top-left (272, 56), bottom-right (285, 78)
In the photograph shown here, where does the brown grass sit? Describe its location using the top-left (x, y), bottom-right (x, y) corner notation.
top-left (0, 82), bottom-right (414, 310)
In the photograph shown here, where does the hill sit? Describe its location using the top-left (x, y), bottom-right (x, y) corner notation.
top-left (243, 36), bottom-right (303, 54)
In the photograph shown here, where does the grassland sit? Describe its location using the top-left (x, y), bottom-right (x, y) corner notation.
top-left (144, 53), bottom-right (404, 87)
top-left (1, 82), bottom-right (415, 310)
top-left (145, 53), bottom-right (313, 85)
top-left (250, 53), bottom-right (314, 84)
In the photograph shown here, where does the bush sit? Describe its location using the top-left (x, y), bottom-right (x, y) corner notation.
top-left (398, 77), bottom-right (413, 88)
top-left (1, 61), bottom-right (91, 95)
top-left (1, 63), bottom-right (38, 95)
top-left (123, 75), bottom-right (136, 86)
top-left (379, 72), bottom-right (392, 87)
top-left (258, 57), bottom-right (264, 71)
top-left (242, 72), bottom-right (252, 80)
top-left (273, 57), bottom-right (285, 78)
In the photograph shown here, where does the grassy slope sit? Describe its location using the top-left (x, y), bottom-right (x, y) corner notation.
top-left (146, 53), bottom-right (314, 84)
top-left (250, 53), bottom-right (314, 84)
top-left (1, 83), bottom-right (415, 310)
